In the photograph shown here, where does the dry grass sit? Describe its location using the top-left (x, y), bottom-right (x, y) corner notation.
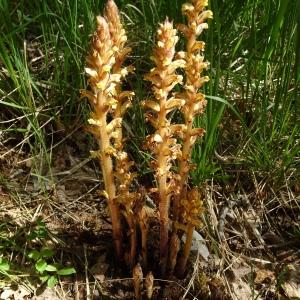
top-left (1, 140), bottom-right (299, 299)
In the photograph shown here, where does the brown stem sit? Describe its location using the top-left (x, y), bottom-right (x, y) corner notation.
top-left (144, 20), bottom-right (182, 276)
top-left (157, 97), bottom-right (170, 275)
top-left (125, 212), bottom-right (136, 268)
top-left (168, 233), bottom-right (180, 274)
top-left (158, 159), bottom-right (169, 274)
top-left (139, 217), bottom-right (148, 269)
top-left (173, 29), bottom-right (203, 229)
top-left (98, 103), bottom-right (122, 260)
top-left (173, 130), bottom-right (192, 225)
top-left (159, 205), bottom-right (169, 275)
top-left (177, 224), bottom-right (194, 276)
top-left (173, 35), bottom-right (197, 225)
top-left (172, 42), bottom-right (197, 224)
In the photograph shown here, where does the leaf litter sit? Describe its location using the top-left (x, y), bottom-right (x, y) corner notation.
top-left (0, 130), bottom-right (300, 299)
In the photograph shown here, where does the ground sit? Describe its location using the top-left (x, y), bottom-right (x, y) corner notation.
top-left (1, 127), bottom-right (299, 300)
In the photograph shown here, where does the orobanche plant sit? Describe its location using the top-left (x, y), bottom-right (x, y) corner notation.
top-left (82, 0), bottom-right (213, 276)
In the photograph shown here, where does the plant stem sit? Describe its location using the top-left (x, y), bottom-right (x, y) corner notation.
top-left (138, 207), bottom-right (148, 268)
top-left (124, 212), bottom-right (136, 268)
top-left (157, 98), bottom-right (170, 275)
top-left (144, 20), bottom-right (183, 275)
top-left (177, 224), bottom-right (194, 276)
top-left (98, 103), bottom-right (122, 260)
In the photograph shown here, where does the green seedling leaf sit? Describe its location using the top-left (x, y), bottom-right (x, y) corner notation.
top-left (27, 231), bottom-right (37, 241)
top-left (40, 248), bottom-right (54, 258)
top-left (57, 267), bottom-right (76, 276)
top-left (28, 250), bottom-right (40, 260)
top-left (47, 275), bottom-right (58, 288)
top-left (36, 228), bottom-right (48, 239)
top-left (39, 274), bottom-right (50, 283)
top-left (45, 264), bottom-right (58, 272)
top-left (35, 259), bottom-right (47, 273)
top-left (0, 258), bottom-right (10, 271)
top-left (33, 220), bottom-right (48, 239)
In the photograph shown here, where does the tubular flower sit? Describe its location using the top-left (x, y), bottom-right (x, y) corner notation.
top-left (81, 0), bottom-right (136, 262)
top-left (176, 188), bottom-right (203, 274)
top-left (104, 7), bottom-right (139, 267)
top-left (104, 0), bottom-right (132, 73)
top-left (171, 0), bottom-right (212, 275)
top-left (173, 0), bottom-right (212, 228)
top-left (144, 19), bottom-right (185, 275)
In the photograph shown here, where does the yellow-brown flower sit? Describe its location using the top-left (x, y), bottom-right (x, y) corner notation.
top-left (177, 188), bottom-right (203, 274)
top-left (173, 0), bottom-right (212, 224)
top-left (82, 0), bottom-right (136, 262)
top-left (144, 19), bottom-right (185, 275)
top-left (173, 0), bottom-right (212, 275)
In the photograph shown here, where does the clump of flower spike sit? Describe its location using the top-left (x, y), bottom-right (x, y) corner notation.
top-left (105, 0), bottom-right (139, 268)
top-left (81, 0), bottom-right (137, 263)
top-left (176, 188), bottom-right (203, 274)
top-left (173, 0), bottom-right (213, 275)
top-left (143, 19), bottom-right (185, 275)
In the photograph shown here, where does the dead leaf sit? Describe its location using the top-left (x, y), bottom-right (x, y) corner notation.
top-left (182, 230), bottom-right (210, 261)
top-left (280, 264), bottom-right (300, 299)
top-left (282, 281), bottom-right (300, 299)
top-left (255, 269), bottom-right (275, 285)
top-left (90, 253), bottom-right (109, 281)
top-left (231, 279), bottom-right (262, 300)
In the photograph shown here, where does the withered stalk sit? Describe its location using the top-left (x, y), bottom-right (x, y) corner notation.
top-left (82, 15), bottom-right (122, 258)
top-left (104, 0), bottom-right (138, 268)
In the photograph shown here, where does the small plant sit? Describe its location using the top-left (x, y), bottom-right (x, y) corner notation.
top-left (83, 0), bottom-right (212, 276)
top-left (27, 248), bottom-right (76, 288)
top-left (0, 257), bottom-right (10, 277)
top-left (0, 220), bottom-right (75, 290)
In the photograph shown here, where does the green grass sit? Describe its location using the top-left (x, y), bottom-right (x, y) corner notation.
top-left (0, 0), bottom-right (299, 191)
top-left (193, 0), bottom-right (299, 187)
